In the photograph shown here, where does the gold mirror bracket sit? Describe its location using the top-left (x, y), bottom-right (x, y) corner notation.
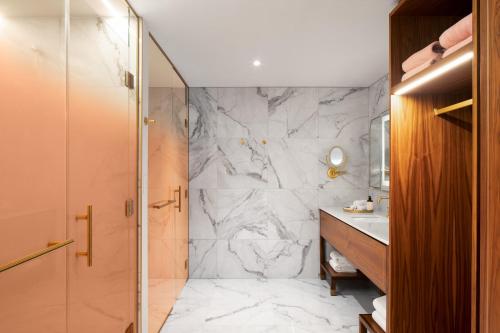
top-left (327, 167), bottom-right (339, 179)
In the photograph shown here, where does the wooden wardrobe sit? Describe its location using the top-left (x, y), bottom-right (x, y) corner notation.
top-left (388, 0), bottom-right (499, 332)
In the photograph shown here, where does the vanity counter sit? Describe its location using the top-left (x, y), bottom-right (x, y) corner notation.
top-left (320, 207), bottom-right (388, 292)
top-left (320, 207), bottom-right (389, 245)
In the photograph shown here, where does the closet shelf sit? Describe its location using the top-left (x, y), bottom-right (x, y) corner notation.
top-left (392, 43), bottom-right (473, 96)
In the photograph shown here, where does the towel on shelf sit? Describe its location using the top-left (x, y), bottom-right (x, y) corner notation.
top-left (401, 58), bottom-right (437, 81)
top-left (373, 295), bottom-right (387, 318)
top-left (329, 250), bottom-right (357, 272)
top-left (330, 249), bottom-right (355, 265)
top-left (372, 310), bottom-right (387, 332)
top-left (329, 258), bottom-right (357, 273)
top-left (442, 35), bottom-right (473, 58)
top-left (439, 13), bottom-right (473, 49)
top-left (402, 41), bottom-right (445, 73)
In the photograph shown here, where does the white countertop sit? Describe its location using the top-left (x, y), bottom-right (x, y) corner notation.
top-left (320, 207), bottom-right (389, 245)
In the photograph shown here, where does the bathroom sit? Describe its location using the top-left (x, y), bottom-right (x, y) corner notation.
top-left (0, 0), bottom-right (498, 333)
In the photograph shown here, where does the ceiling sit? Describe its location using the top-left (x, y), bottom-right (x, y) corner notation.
top-left (129, 0), bottom-right (397, 87)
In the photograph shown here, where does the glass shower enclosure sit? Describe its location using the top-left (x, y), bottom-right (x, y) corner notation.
top-left (0, 0), bottom-right (139, 332)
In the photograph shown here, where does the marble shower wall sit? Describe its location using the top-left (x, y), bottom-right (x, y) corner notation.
top-left (188, 87), bottom-right (370, 278)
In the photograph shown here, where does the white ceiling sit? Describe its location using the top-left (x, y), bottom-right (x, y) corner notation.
top-left (129, 0), bottom-right (397, 87)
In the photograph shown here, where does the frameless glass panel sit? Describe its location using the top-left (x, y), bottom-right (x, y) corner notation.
top-left (0, 1), bottom-right (68, 332)
top-left (67, 0), bottom-right (137, 331)
top-left (148, 35), bottom-right (188, 333)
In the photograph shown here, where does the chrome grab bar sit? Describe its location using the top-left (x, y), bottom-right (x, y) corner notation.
top-left (150, 199), bottom-right (176, 209)
top-left (0, 239), bottom-right (74, 274)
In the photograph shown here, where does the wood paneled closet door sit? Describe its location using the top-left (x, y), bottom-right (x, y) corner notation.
top-left (67, 1), bottom-right (138, 332)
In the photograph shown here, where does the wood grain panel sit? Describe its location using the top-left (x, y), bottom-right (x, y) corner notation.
top-left (320, 211), bottom-right (387, 292)
top-left (389, 2), bottom-right (474, 332)
top-left (479, 0), bottom-right (500, 332)
top-left (390, 94), bottom-right (472, 333)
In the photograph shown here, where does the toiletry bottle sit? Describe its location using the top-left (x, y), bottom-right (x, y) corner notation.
top-left (367, 196), bottom-right (373, 211)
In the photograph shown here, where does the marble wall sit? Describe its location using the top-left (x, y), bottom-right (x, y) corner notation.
top-left (188, 87), bottom-right (373, 278)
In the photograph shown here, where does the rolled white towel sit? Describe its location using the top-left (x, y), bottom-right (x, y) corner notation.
top-left (373, 295), bottom-right (387, 318)
top-left (330, 250), bottom-right (355, 267)
top-left (372, 310), bottom-right (387, 332)
top-left (329, 258), bottom-right (357, 273)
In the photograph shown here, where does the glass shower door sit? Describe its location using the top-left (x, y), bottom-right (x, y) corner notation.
top-left (67, 0), bottom-right (137, 332)
top-left (148, 36), bottom-right (188, 333)
top-left (0, 1), bottom-right (69, 332)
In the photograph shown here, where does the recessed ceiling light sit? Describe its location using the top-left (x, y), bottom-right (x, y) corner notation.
top-left (252, 59), bottom-right (261, 67)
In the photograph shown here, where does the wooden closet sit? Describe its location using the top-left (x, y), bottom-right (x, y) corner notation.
top-left (389, 0), bottom-right (500, 332)
top-left (387, 0), bottom-right (492, 332)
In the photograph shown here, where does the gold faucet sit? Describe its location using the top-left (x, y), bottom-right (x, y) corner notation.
top-left (377, 196), bottom-right (390, 217)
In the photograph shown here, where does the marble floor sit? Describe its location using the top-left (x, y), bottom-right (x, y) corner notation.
top-left (160, 278), bottom-right (379, 333)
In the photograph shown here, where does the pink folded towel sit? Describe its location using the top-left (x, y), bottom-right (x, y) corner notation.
top-left (402, 41), bottom-right (445, 73)
top-left (439, 14), bottom-right (473, 49)
top-left (443, 36), bottom-right (473, 58)
top-left (402, 58), bottom-right (437, 81)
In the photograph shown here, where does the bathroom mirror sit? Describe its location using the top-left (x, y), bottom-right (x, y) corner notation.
top-left (326, 146), bottom-right (346, 179)
top-left (328, 146), bottom-right (346, 167)
top-left (381, 114), bottom-right (390, 190)
top-left (369, 112), bottom-right (390, 191)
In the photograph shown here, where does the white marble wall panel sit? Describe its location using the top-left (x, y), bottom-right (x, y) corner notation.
top-left (368, 75), bottom-right (390, 118)
top-left (189, 87), bottom-right (370, 278)
top-left (189, 88), bottom-right (218, 189)
top-left (216, 240), bottom-right (319, 278)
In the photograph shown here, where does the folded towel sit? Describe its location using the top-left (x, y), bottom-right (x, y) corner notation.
top-left (402, 41), bottom-right (445, 73)
top-left (330, 249), bottom-right (355, 265)
top-left (329, 258), bottom-right (357, 273)
top-left (443, 36), bottom-right (473, 58)
top-left (372, 310), bottom-right (387, 332)
top-left (402, 58), bottom-right (437, 81)
top-left (439, 14), bottom-right (473, 49)
top-left (373, 295), bottom-right (387, 318)
top-left (350, 200), bottom-right (367, 210)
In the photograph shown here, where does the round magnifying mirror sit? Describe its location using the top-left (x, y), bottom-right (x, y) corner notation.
top-left (328, 146), bottom-right (345, 167)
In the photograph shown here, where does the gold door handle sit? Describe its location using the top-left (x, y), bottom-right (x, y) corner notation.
top-left (174, 186), bottom-right (181, 213)
top-left (150, 199), bottom-right (176, 209)
top-left (0, 239), bottom-right (74, 274)
top-left (75, 205), bottom-right (92, 267)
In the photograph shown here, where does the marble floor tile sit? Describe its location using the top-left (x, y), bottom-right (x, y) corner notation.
top-left (160, 279), bottom-right (379, 333)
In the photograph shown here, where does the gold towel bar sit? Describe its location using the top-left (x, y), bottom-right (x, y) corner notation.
top-left (150, 199), bottom-right (176, 209)
top-left (0, 239), bottom-right (74, 274)
top-left (434, 99), bottom-right (473, 116)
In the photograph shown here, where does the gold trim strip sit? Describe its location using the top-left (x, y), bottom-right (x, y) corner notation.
top-left (434, 99), bottom-right (473, 116)
top-left (0, 239), bottom-right (74, 273)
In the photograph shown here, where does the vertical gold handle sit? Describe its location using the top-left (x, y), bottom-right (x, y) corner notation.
top-left (174, 186), bottom-right (181, 213)
top-left (76, 205), bottom-right (92, 267)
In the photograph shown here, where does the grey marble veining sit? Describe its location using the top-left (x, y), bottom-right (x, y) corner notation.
top-left (189, 87), bottom-right (371, 278)
top-left (368, 75), bottom-right (389, 119)
top-left (160, 279), bottom-right (379, 333)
